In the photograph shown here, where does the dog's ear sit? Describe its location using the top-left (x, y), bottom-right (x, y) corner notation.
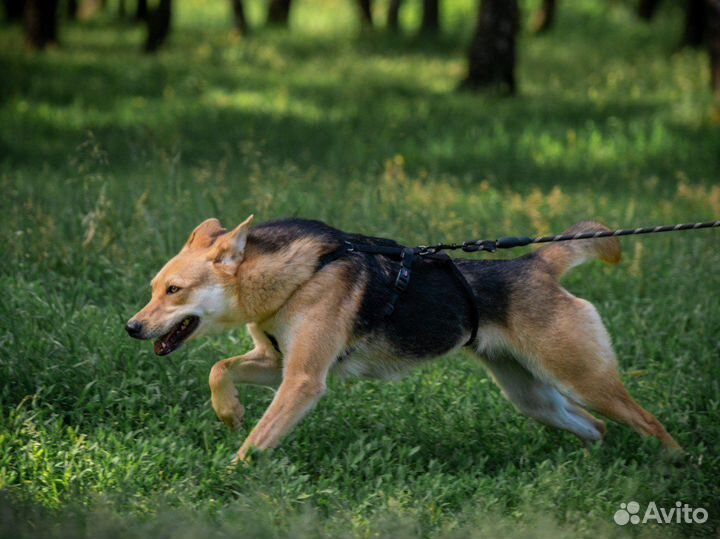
top-left (184, 218), bottom-right (227, 251)
top-left (210, 215), bottom-right (254, 276)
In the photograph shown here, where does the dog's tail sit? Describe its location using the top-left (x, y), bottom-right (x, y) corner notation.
top-left (536, 221), bottom-right (621, 278)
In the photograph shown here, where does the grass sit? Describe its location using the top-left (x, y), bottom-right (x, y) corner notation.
top-left (0, 0), bottom-right (719, 537)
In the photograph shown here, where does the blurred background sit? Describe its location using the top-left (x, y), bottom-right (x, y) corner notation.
top-left (0, 1), bottom-right (719, 538)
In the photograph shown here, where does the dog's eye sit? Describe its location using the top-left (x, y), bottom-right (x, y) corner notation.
top-left (166, 285), bottom-right (181, 295)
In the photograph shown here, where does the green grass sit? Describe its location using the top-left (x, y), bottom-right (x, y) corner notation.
top-left (1, 0), bottom-right (719, 537)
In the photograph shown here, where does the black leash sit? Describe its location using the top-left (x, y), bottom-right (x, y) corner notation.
top-left (416, 220), bottom-right (720, 255)
top-left (319, 220), bottom-right (719, 349)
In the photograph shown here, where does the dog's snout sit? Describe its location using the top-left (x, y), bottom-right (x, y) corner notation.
top-left (125, 320), bottom-right (144, 339)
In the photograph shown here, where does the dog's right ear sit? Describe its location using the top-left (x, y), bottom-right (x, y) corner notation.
top-left (209, 215), bottom-right (254, 276)
top-left (183, 218), bottom-right (226, 251)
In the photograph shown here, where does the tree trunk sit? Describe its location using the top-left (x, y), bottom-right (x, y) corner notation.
top-left (387, 0), bottom-right (401, 32)
top-left (709, 0), bottom-right (720, 96)
top-left (460, 0), bottom-right (519, 95)
top-left (66, 0), bottom-right (77, 19)
top-left (637, 0), bottom-right (661, 20)
top-left (144, 0), bottom-right (171, 52)
top-left (267, 0), bottom-right (290, 26)
top-left (681, 0), bottom-right (706, 48)
top-left (24, 0), bottom-right (59, 49)
top-left (4, 0), bottom-right (25, 21)
top-left (118, 0), bottom-right (126, 19)
top-left (231, 0), bottom-right (247, 34)
top-left (531, 0), bottom-right (555, 33)
top-left (420, 0), bottom-right (439, 33)
top-left (135, 0), bottom-right (147, 21)
top-left (357, 0), bottom-right (372, 27)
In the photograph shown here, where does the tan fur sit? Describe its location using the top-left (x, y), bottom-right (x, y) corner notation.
top-left (537, 221), bottom-right (621, 277)
top-left (234, 261), bottom-right (365, 462)
top-left (209, 324), bottom-right (283, 431)
top-left (485, 261), bottom-right (680, 450)
top-left (129, 216), bottom-right (680, 463)
top-left (231, 237), bottom-right (329, 322)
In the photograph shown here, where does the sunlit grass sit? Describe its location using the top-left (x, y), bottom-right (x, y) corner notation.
top-left (0, 0), bottom-right (718, 537)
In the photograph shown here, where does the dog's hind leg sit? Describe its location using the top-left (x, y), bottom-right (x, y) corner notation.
top-left (209, 324), bottom-right (283, 431)
top-left (476, 353), bottom-right (606, 444)
top-left (511, 294), bottom-right (681, 451)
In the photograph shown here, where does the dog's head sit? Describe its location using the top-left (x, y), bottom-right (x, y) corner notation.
top-left (126, 215), bottom-right (254, 356)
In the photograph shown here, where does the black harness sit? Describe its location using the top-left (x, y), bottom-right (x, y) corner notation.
top-left (318, 240), bottom-right (480, 347)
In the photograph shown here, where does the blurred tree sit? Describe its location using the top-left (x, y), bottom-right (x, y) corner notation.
top-left (358, 0), bottom-right (372, 27)
top-left (3, 0), bottom-right (25, 21)
top-left (118, 0), bottom-right (126, 19)
top-left (144, 0), bottom-right (170, 52)
top-left (710, 0), bottom-right (720, 96)
top-left (637, 0), bottom-right (661, 20)
top-left (231, 0), bottom-right (248, 33)
top-left (267, 0), bottom-right (290, 26)
top-left (420, 0), bottom-right (439, 33)
top-left (66, 0), bottom-right (77, 19)
top-left (531, 0), bottom-right (555, 33)
top-left (135, 0), bottom-right (147, 21)
top-left (634, 0), bottom-right (717, 93)
top-left (24, 0), bottom-right (59, 48)
top-left (387, 0), bottom-right (400, 31)
top-left (461, 0), bottom-right (519, 94)
top-left (681, 0), bottom-right (706, 47)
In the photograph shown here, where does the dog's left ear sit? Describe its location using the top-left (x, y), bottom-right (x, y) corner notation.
top-left (210, 215), bottom-right (254, 276)
top-left (184, 218), bottom-right (226, 251)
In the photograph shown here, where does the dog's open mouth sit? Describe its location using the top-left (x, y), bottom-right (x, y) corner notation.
top-left (154, 315), bottom-right (200, 356)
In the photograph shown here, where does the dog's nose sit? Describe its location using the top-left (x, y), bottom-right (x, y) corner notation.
top-left (125, 320), bottom-right (144, 339)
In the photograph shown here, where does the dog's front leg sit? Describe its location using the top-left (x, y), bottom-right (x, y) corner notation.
top-left (231, 261), bottom-right (361, 463)
top-left (210, 324), bottom-right (282, 431)
top-left (234, 371), bottom-right (327, 462)
top-left (233, 321), bottom-right (346, 462)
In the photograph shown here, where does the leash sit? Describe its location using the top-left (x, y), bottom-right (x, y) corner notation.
top-left (416, 220), bottom-right (720, 255)
top-left (319, 220), bottom-right (719, 348)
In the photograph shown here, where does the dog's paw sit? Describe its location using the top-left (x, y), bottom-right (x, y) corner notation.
top-left (228, 453), bottom-right (247, 468)
top-left (218, 402), bottom-right (245, 431)
top-left (229, 447), bottom-right (254, 467)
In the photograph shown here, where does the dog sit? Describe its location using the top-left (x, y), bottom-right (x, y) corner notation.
top-left (126, 216), bottom-right (680, 462)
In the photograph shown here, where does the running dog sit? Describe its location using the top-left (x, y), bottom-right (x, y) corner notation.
top-left (126, 216), bottom-right (680, 462)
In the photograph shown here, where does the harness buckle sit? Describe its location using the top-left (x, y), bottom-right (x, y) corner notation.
top-left (394, 266), bottom-right (411, 291)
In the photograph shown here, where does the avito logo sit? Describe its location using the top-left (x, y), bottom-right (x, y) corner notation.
top-left (614, 501), bottom-right (708, 525)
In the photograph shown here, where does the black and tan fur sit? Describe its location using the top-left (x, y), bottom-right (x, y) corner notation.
top-left (127, 216), bottom-right (680, 462)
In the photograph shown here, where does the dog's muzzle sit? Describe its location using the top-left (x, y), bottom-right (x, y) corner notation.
top-left (152, 315), bottom-right (200, 356)
top-left (125, 320), bottom-right (145, 339)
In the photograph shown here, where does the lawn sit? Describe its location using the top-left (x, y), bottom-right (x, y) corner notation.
top-left (0, 0), bottom-right (719, 537)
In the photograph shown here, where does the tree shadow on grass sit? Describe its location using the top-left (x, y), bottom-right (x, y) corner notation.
top-left (2, 63), bottom-right (710, 198)
top-left (1, 9), bottom-right (716, 197)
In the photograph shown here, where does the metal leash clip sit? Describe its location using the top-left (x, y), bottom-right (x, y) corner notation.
top-left (416, 245), bottom-right (437, 256)
top-left (463, 240), bottom-right (497, 253)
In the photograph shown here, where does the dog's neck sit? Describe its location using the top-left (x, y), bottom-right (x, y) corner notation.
top-left (231, 236), bottom-right (328, 323)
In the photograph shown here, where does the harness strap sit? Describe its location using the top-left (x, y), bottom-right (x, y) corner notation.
top-left (383, 247), bottom-right (415, 316)
top-left (317, 241), bottom-right (480, 347)
top-left (317, 241), bottom-right (350, 270)
top-left (431, 252), bottom-right (479, 346)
